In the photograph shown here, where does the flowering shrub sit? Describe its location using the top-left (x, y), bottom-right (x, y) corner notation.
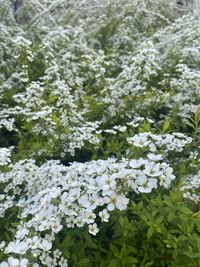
top-left (0, 0), bottom-right (200, 266)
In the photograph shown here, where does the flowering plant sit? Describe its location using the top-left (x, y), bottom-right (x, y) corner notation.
top-left (0, 0), bottom-right (200, 266)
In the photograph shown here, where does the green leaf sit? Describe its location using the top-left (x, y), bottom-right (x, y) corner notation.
top-left (147, 227), bottom-right (154, 239)
top-left (82, 232), bottom-right (98, 249)
top-left (79, 258), bottom-right (90, 266)
top-left (144, 260), bottom-right (154, 266)
top-left (163, 119), bottom-right (170, 133)
top-left (193, 211), bottom-right (200, 219)
top-left (185, 120), bottom-right (195, 130)
top-left (177, 207), bottom-right (193, 215)
top-left (120, 243), bottom-right (126, 257)
top-left (126, 256), bottom-right (138, 264)
top-left (10, 222), bottom-right (19, 228)
top-left (108, 259), bottom-right (119, 267)
top-left (163, 196), bottom-right (173, 207)
top-left (110, 244), bottom-right (119, 258)
top-left (194, 107), bottom-right (200, 125)
top-left (119, 216), bottom-right (124, 227)
top-left (156, 216), bottom-right (164, 225)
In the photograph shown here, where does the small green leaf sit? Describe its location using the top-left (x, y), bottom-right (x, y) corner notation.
top-left (120, 243), bottom-right (126, 257)
top-left (110, 244), bottom-right (119, 257)
top-left (178, 207), bottom-right (193, 215)
top-left (10, 222), bottom-right (19, 228)
top-left (108, 259), bottom-right (118, 267)
top-left (144, 260), bottom-right (154, 266)
top-left (147, 227), bottom-right (154, 239)
top-left (127, 256), bottom-right (138, 264)
top-left (163, 119), bottom-right (170, 132)
top-left (119, 216), bottom-right (124, 227)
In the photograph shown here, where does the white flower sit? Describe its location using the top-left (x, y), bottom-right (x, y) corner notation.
top-left (130, 134), bottom-right (150, 147)
top-left (78, 194), bottom-right (97, 211)
top-left (7, 257), bottom-right (19, 267)
top-left (104, 193), bottom-right (116, 211)
top-left (19, 259), bottom-right (28, 267)
top-left (138, 178), bottom-right (157, 193)
top-left (147, 153), bottom-right (163, 161)
top-left (144, 162), bottom-right (163, 177)
top-left (0, 241), bottom-right (5, 250)
top-left (104, 193), bottom-right (129, 211)
top-left (115, 196), bottom-right (129, 211)
top-left (40, 239), bottom-right (52, 251)
top-left (30, 236), bottom-right (40, 249)
top-left (113, 125), bottom-right (127, 132)
top-left (96, 174), bottom-right (116, 195)
top-left (88, 223), bottom-right (99, 235)
top-left (99, 209), bottom-right (110, 222)
top-left (16, 228), bottom-right (29, 240)
top-left (146, 118), bottom-right (154, 123)
top-left (135, 173), bottom-right (148, 185)
top-left (0, 147), bottom-right (13, 166)
top-left (129, 158), bottom-right (147, 169)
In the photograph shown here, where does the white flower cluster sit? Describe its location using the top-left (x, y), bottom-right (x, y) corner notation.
top-left (0, 155), bottom-right (175, 263)
top-left (2, 236), bottom-right (68, 267)
top-left (3, 78), bottom-right (101, 157)
top-left (0, 250), bottom-right (68, 267)
top-left (170, 63), bottom-right (200, 118)
top-left (103, 41), bottom-right (160, 117)
top-left (13, 36), bottom-right (34, 62)
top-left (181, 171), bottom-right (200, 203)
top-left (0, 147), bottom-right (13, 166)
top-left (99, 14), bottom-right (200, 122)
top-left (0, 257), bottom-right (29, 267)
top-left (0, 1), bottom-right (199, 161)
top-left (127, 132), bottom-right (192, 152)
top-left (0, 0), bottom-right (199, 265)
top-left (126, 116), bottom-right (154, 128)
top-left (0, 118), bottom-right (16, 132)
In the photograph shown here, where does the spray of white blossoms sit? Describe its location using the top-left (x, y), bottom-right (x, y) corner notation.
top-left (0, 125), bottom-right (193, 266)
top-left (0, 152), bottom-right (177, 265)
top-left (0, 147), bottom-right (13, 166)
top-left (0, 0), bottom-right (200, 266)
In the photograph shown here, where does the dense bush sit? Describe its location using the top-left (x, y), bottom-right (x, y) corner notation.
top-left (0, 0), bottom-right (200, 266)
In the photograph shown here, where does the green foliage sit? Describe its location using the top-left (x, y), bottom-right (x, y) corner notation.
top-left (48, 190), bottom-right (200, 267)
top-left (186, 107), bottom-right (200, 138)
